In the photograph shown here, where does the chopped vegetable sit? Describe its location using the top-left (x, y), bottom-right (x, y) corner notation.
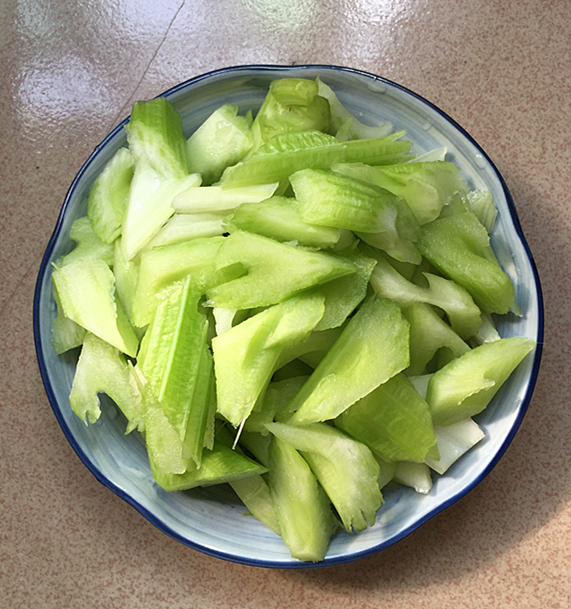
top-left (51, 76), bottom-right (535, 562)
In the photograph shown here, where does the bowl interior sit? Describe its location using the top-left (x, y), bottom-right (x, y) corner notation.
top-left (34, 65), bottom-right (543, 567)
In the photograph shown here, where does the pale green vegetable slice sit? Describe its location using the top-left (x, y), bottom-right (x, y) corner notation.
top-left (287, 296), bottom-right (410, 425)
top-left (266, 421), bottom-right (382, 533)
top-left (52, 257), bottom-right (139, 357)
top-left (69, 332), bottom-right (142, 431)
top-left (426, 336), bottom-right (536, 426)
top-left (268, 436), bottom-right (338, 562)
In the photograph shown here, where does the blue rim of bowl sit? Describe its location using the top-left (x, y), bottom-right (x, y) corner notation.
top-left (33, 63), bottom-right (544, 568)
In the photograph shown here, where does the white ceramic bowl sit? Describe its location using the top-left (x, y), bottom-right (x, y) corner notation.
top-left (34, 65), bottom-right (543, 567)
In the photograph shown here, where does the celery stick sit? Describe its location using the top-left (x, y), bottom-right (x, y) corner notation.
top-left (125, 97), bottom-right (189, 179)
top-left (212, 293), bottom-right (325, 426)
top-left (403, 302), bottom-right (470, 376)
top-left (113, 238), bottom-right (140, 323)
top-left (266, 422), bottom-right (382, 532)
top-left (150, 439), bottom-right (267, 492)
top-left (336, 373), bottom-right (438, 463)
top-left (60, 216), bottom-right (114, 269)
top-left (426, 418), bottom-right (485, 475)
top-left (288, 296), bottom-right (410, 425)
top-left (221, 130), bottom-right (410, 187)
top-left (316, 77), bottom-right (393, 139)
top-left (145, 213), bottom-right (226, 248)
top-left (250, 79), bottom-right (330, 152)
top-left (51, 286), bottom-right (86, 354)
top-left (186, 104), bottom-right (253, 184)
top-left (393, 462), bottom-right (433, 494)
top-left (270, 78), bottom-right (320, 106)
top-left (268, 436), bottom-right (338, 562)
top-left (206, 230), bottom-right (358, 310)
top-left (69, 332), bottom-right (142, 431)
top-left (52, 258), bottom-right (139, 357)
top-left (87, 147), bottom-right (134, 243)
top-left (416, 212), bottom-right (517, 314)
top-left (426, 336), bottom-right (535, 426)
top-left (138, 276), bottom-right (211, 465)
top-left (131, 236), bottom-right (226, 328)
top-left (365, 245), bottom-right (482, 340)
top-left (121, 164), bottom-right (201, 260)
top-left (229, 474), bottom-right (281, 535)
top-left (225, 196), bottom-right (341, 249)
top-left (310, 250), bottom-right (377, 331)
top-left (333, 160), bottom-right (468, 224)
top-left (172, 182), bottom-right (279, 213)
top-left (467, 189), bottom-right (497, 232)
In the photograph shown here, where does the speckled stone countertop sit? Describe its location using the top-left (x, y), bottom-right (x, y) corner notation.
top-left (1, 1), bottom-right (569, 607)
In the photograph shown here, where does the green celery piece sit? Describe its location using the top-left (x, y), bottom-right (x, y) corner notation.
top-left (225, 196), bottom-right (341, 249)
top-left (222, 131), bottom-right (344, 186)
top-left (150, 439), bottom-right (267, 492)
top-left (426, 417), bottom-right (485, 475)
top-left (287, 296), bottom-right (410, 425)
top-left (138, 276), bottom-right (212, 466)
top-left (332, 161), bottom-right (468, 224)
top-left (60, 216), bottom-right (114, 269)
top-left (69, 332), bottom-right (143, 431)
top-left (229, 474), bottom-right (281, 536)
top-left (249, 79), bottom-right (330, 152)
top-left (244, 376), bottom-right (309, 434)
top-left (392, 462), bottom-right (433, 494)
top-left (268, 436), bottom-right (338, 562)
top-left (266, 422), bottom-right (382, 533)
top-left (309, 249), bottom-right (377, 331)
top-left (51, 216), bottom-right (115, 353)
top-left (316, 78), bottom-right (393, 139)
top-left (186, 103), bottom-right (254, 185)
top-left (172, 182), bottom-right (279, 213)
top-left (364, 244), bottom-right (482, 340)
top-left (276, 327), bottom-right (343, 371)
top-left (52, 258), bottom-right (139, 357)
top-left (336, 373), bottom-right (438, 463)
top-left (416, 212), bottom-right (517, 314)
top-left (183, 346), bottom-right (216, 465)
top-left (145, 212), bottom-right (226, 248)
top-left (403, 302), bottom-right (470, 376)
top-left (212, 293), bottom-right (325, 426)
top-left (121, 163), bottom-right (201, 260)
top-left (269, 78), bottom-right (320, 106)
top-left (290, 169), bottom-right (420, 263)
top-left (87, 147), bottom-right (134, 243)
top-left (342, 132), bottom-right (412, 166)
top-left (426, 336), bottom-right (536, 426)
top-left (51, 286), bottom-right (86, 354)
top-left (290, 168), bottom-right (403, 232)
top-left (143, 394), bottom-right (190, 475)
top-left (220, 130), bottom-right (410, 187)
top-left (467, 189), bottom-right (497, 232)
top-left (125, 97), bottom-right (189, 179)
top-left (113, 238), bottom-right (140, 323)
top-left (131, 236), bottom-right (227, 328)
top-left (205, 230), bottom-right (358, 310)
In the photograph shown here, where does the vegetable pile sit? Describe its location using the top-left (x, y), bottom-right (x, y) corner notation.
top-left (51, 77), bottom-right (535, 562)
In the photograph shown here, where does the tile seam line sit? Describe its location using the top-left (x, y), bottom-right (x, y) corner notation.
top-left (108, 0), bottom-right (187, 131)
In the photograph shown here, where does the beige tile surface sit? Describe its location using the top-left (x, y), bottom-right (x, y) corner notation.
top-left (1, 0), bottom-right (569, 607)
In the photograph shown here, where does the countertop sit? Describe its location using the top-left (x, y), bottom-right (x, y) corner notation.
top-left (1, 1), bottom-right (569, 607)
